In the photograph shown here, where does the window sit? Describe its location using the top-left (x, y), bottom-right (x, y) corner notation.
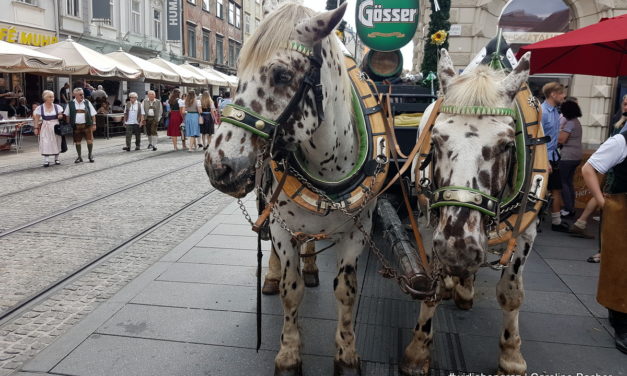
top-left (202, 31), bottom-right (210, 61)
top-left (228, 2), bottom-right (234, 25)
top-left (187, 0), bottom-right (196, 4)
top-left (131, 1), bottom-right (141, 34)
top-left (244, 13), bottom-right (250, 34)
top-left (235, 7), bottom-right (241, 29)
top-left (153, 9), bottom-right (162, 39)
top-left (255, 18), bottom-right (260, 30)
top-left (216, 36), bottom-right (224, 65)
top-left (228, 40), bottom-right (235, 67)
top-left (187, 24), bottom-right (196, 58)
top-left (16, 0), bottom-right (37, 5)
top-left (66, 0), bottom-right (79, 17)
top-left (216, 0), bottom-right (223, 18)
top-left (202, 0), bottom-right (209, 11)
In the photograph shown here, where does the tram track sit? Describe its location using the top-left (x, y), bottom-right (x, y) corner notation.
top-left (0, 187), bottom-right (219, 326)
top-left (0, 158), bottom-right (200, 238)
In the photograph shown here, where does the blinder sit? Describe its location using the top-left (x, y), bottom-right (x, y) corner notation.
top-left (220, 40), bottom-right (326, 159)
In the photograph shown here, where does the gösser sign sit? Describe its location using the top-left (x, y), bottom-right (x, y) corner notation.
top-left (356, 0), bottom-right (419, 51)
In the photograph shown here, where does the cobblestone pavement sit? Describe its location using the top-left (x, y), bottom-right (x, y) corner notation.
top-left (0, 134), bottom-right (235, 375)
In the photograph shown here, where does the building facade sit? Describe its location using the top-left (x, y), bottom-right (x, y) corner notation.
top-left (182, 0), bottom-right (243, 75)
top-left (241, 0), bottom-right (262, 43)
top-left (412, 0), bottom-right (627, 147)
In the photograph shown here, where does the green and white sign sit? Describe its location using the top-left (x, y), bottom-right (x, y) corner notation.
top-left (356, 0), bottom-right (419, 52)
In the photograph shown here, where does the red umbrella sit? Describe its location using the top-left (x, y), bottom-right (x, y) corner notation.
top-left (516, 14), bottom-right (627, 77)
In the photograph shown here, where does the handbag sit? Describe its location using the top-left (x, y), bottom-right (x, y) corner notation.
top-left (46, 105), bottom-right (72, 136)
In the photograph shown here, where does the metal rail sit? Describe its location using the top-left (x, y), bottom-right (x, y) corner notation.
top-left (0, 183), bottom-right (218, 325)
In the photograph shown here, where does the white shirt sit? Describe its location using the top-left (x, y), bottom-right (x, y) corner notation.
top-left (587, 133), bottom-right (627, 174)
top-left (35, 104), bottom-right (63, 118)
top-left (125, 101), bottom-right (144, 124)
top-left (63, 99), bottom-right (96, 124)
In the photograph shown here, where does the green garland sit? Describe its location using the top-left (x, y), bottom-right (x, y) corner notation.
top-left (421, 0), bottom-right (451, 89)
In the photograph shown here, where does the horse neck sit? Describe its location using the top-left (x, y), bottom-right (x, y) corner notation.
top-left (298, 67), bottom-right (357, 180)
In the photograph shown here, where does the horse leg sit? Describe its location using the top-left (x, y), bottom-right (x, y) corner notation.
top-left (453, 274), bottom-right (475, 310)
top-left (400, 300), bottom-right (438, 375)
top-left (273, 233), bottom-right (306, 376)
top-left (301, 241), bottom-right (319, 287)
top-left (263, 246), bottom-right (281, 295)
top-left (333, 230), bottom-right (367, 375)
top-left (495, 226), bottom-right (535, 375)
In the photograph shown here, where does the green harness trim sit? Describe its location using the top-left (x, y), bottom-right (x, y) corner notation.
top-left (440, 105), bottom-right (516, 118)
top-left (220, 104), bottom-right (278, 139)
top-left (293, 85), bottom-right (369, 185)
top-left (287, 40), bottom-right (313, 57)
top-left (431, 186), bottom-right (499, 217)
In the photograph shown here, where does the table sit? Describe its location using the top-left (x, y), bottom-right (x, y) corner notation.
top-left (0, 118), bottom-right (32, 153)
top-left (100, 113), bottom-right (124, 139)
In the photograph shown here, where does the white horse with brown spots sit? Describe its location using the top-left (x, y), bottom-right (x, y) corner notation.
top-left (402, 50), bottom-right (536, 375)
top-left (205, 3), bottom-right (374, 375)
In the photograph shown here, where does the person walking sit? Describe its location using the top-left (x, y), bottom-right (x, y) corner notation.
top-left (167, 89), bottom-right (185, 151)
top-left (64, 88), bottom-right (96, 163)
top-left (541, 82), bottom-right (568, 231)
top-left (581, 126), bottom-right (627, 354)
top-left (558, 99), bottom-right (583, 217)
top-left (33, 90), bottom-right (64, 167)
top-left (122, 92), bottom-right (144, 151)
top-left (142, 90), bottom-right (162, 151)
top-left (183, 90), bottom-right (201, 151)
top-left (199, 91), bottom-right (216, 151)
top-left (59, 83), bottom-right (70, 108)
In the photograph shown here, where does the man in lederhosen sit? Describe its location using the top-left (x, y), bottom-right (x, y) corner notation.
top-left (142, 90), bottom-right (162, 151)
top-left (64, 87), bottom-right (97, 163)
top-left (582, 127), bottom-right (627, 354)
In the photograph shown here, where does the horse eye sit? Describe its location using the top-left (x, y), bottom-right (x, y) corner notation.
top-left (273, 68), bottom-right (293, 85)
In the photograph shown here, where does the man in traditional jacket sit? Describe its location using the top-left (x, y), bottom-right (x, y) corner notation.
top-left (141, 90), bottom-right (162, 151)
top-left (122, 92), bottom-right (144, 151)
top-left (64, 88), bottom-right (97, 163)
top-left (582, 127), bottom-right (627, 354)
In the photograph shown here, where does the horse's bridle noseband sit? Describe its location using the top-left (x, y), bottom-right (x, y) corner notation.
top-left (220, 40), bottom-right (326, 159)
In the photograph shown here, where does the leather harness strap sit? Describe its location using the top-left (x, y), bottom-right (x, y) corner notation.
top-left (380, 84), bottom-right (409, 159)
top-left (252, 167), bottom-right (289, 233)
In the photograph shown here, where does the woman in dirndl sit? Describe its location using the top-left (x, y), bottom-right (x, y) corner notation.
top-left (183, 90), bottom-right (201, 151)
top-left (33, 90), bottom-right (64, 167)
top-left (167, 89), bottom-right (185, 151)
top-left (199, 90), bottom-right (216, 151)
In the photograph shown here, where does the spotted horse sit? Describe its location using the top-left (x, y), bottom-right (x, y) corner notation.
top-left (205, 2), bottom-right (395, 375)
top-left (402, 49), bottom-right (549, 375)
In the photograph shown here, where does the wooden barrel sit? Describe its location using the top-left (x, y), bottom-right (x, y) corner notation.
top-left (362, 50), bottom-right (403, 81)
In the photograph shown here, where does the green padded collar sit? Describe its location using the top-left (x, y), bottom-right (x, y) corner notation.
top-left (440, 105), bottom-right (516, 118)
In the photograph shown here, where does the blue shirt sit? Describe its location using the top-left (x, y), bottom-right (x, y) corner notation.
top-left (541, 101), bottom-right (560, 161)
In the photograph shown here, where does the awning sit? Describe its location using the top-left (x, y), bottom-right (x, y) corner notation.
top-left (203, 66), bottom-right (238, 89)
top-left (107, 49), bottom-right (180, 84)
top-left (0, 40), bottom-right (64, 72)
top-left (180, 63), bottom-right (228, 86)
top-left (36, 38), bottom-right (140, 79)
top-left (148, 57), bottom-right (207, 85)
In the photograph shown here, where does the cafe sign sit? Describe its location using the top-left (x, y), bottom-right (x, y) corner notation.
top-left (0, 25), bottom-right (58, 47)
top-left (356, 0), bottom-right (419, 51)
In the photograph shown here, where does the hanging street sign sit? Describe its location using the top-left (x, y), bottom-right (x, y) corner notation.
top-left (355, 0), bottom-right (419, 51)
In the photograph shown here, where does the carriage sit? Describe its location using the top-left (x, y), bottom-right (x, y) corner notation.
top-left (204, 1), bottom-right (549, 375)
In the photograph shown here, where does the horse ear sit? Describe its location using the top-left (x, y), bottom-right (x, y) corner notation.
top-left (295, 2), bottom-right (347, 46)
top-left (437, 49), bottom-right (456, 95)
top-left (501, 52), bottom-right (531, 101)
top-left (262, 0), bottom-right (280, 18)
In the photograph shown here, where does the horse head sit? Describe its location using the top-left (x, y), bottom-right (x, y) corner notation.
top-left (205, 2), bottom-right (349, 198)
top-left (429, 49), bottom-right (531, 278)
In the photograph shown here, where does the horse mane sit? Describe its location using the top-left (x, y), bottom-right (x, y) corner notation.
top-left (238, 2), bottom-right (352, 114)
top-left (442, 65), bottom-right (509, 109)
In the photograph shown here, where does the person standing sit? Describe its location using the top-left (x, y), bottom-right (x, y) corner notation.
top-left (541, 82), bottom-right (568, 231)
top-left (122, 92), bottom-right (144, 151)
top-left (558, 100), bottom-right (583, 217)
top-left (167, 89), bottom-right (185, 151)
top-left (59, 83), bottom-right (70, 108)
top-left (33, 90), bottom-right (64, 167)
top-left (183, 90), bottom-right (201, 151)
top-left (219, 91), bottom-right (232, 113)
top-left (581, 127), bottom-right (627, 354)
top-left (142, 90), bottom-right (162, 151)
top-left (199, 91), bottom-right (216, 151)
top-left (64, 88), bottom-right (96, 163)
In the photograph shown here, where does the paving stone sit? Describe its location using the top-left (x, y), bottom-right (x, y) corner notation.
top-left (196, 234), bottom-right (270, 250)
top-left (559, 274), bottom-right (600, 295)
top-left (544, 258), bottom-right (601, 277)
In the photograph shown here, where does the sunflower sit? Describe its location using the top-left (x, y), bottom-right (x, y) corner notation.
top-left (430, 30), bottom-right (448, 45)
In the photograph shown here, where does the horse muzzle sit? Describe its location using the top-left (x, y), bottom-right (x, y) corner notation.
top-left (205, 155), bottom-right (256, 198)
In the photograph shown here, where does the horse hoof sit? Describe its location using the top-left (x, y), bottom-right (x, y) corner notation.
top-left (274, 362), bottom-right (302, 376)
top-left (399, 356), bottom-right (429, 376)
top-left (303, 270), bottom-right (319, 288)
top-left (453, 294), bottom-right (473, 310)
top-left (262, 278), bottom-right (280, 295)
top-left (333, 359), bottom-right (361, 376)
